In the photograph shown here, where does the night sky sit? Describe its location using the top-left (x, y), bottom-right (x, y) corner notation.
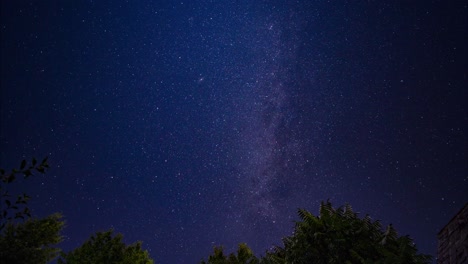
top-left (0, 1), bottom-right (466, 263)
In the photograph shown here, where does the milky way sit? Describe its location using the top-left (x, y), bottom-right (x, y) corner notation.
top-left (229, 10), bottom-right (310, 234)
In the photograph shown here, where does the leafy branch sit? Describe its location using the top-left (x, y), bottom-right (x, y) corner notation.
top-left (0, 157), bottom-right (49, 231)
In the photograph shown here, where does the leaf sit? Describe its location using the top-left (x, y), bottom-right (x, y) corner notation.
top-left (5, 199), bottom-right (11, 207)
top-left (15, 212), bottom-right (24, 219)
top-left (20, 159), bottom-right (27, 169)
top-left (24, 169), bottom-right (32, 177)
top-left (36, 167), bottom-right (45, 173)
top-left (32, 158), bottom-right (37, 166)
top-left (7, 174), bottom-right (15, 183)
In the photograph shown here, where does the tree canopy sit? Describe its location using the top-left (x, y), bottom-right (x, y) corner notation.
top-left (0, 213), bottom-right (64, 264)
top-left (1, 159), bottom-right (432, 263)
top-left (58, 229), bottom-right (154, 264)
top-left (0, 158), bottom-right (63, 264)
top-left (203, 201), bottom-right (432, 264)
top-left (201, 243), bottom-right (259, 264)
top-left (1, 158), bottom-right (155, 264)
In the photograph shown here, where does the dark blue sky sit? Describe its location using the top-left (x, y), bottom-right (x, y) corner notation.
top-left (1, 1), bottom-right (466, 263)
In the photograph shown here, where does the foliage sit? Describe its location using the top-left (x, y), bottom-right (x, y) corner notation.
top-left (0, 157), bottom-right (49, 230)
top-left (58, 229), bottom-right (154, 264)
top-left (202, 201), bottom-right (431, 264)
top-left (0, 213), bottom-right (64, 264)
top-left (262, 201), bottom-right (432, 264)
top-left (201, 243), bottom-right (259, 264)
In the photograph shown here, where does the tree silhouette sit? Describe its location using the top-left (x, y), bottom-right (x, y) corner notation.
top-left (201, 243), bottom-right (259, 264)
top-left (202, 201), bottom-right (432, 264)
top-left (0, 157), bottom-right (49, 230)
top-left (262, 201), bottom-right (432, 264)
top-left (0, 213), bottom-right (64, 264)
top-left (58, 229), bottom-right (154, 264)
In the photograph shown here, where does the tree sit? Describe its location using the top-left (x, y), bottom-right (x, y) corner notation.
top-left (201, 243), bottom-right (259, 264)
top-left (58, 229), bottom-right (154, 264)
top-left (1, 157), bottom-right (49, 230)
top-left (202, 201), bottom-right (431, 264)
top-left (0, 213), bottom-right (64, 264)
top-left (262, 201), bottom-right (432, 264)
top-left (0, 157), bottom-right (62, 264)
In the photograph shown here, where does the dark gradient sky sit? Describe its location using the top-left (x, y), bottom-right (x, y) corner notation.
top-left (1, 1), bottom-right (466, 263)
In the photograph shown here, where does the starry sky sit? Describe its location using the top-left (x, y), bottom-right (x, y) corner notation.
top-left (0, 1), bottom-right (466, 263)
